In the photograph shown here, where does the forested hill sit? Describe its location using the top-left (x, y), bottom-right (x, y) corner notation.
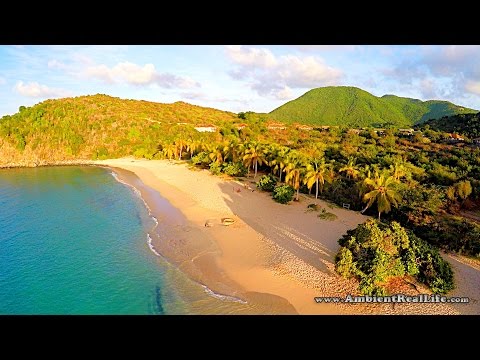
top-left (269, 86), bottom-right (477, 128)
top-left (418, 112), bottom-right (480, 138)
top-left (0, 94), bottom-right (239, 165)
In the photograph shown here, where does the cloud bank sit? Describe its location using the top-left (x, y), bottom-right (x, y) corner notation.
top-left (225, 45), bottom-right (343, 99)
top-left (85, 61), bottom-right (200, 89)
top-left (14, 81), bottom-right (70, 98)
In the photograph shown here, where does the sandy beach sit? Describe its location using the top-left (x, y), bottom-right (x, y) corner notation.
top-left (94, 158), bottom-right (476, 314)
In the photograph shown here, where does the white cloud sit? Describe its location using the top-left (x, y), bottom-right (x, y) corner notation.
top-left (419, 78), bottom-right (437, 99)
top-left (226, 45), bottom-right (342, 98)
top-left (0, 77), bottom-right (6, 85)
top-left (276, 55), bottom-right (342, 88)
top-left (85, 61), bottom-right (200, 88)
top-left (225, 45), bottom-right (277, 68)
top-left (387, 46), bottom-right (480, 100)
top-left (274, 86), bottom-right (294, 100)
top-left (465, 80), bottom-right (480, 95)
top-left (14, 81), bottom-right (70, 98)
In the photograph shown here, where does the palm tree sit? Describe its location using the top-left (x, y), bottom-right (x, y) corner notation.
top-left (271, 146), bottom-right (290, 182)
top-left (285, 152), bottom-right (306, 201)
top-left (243, 141), bottom-right (266, 178)
top-left (186, 138), bottom-right (200, 159)
top-left (174, 137), bottom-right (187, 160)
top-left (389, 157), bottom-right (410, 181)
top-left (339, 157), bottom-right (360, 180)
top-left (162, 143), bottom-right (176, 160)
top-left (303, 158), bottom-right (330, 199)
top-left (361, 171), bottom-right (401, 220)
top-left (221, 138), bottom-right (237, 163)
top-left (206, 143), bottom-right (224, 165)
top-left (265, 143), bottom-right (280, 175)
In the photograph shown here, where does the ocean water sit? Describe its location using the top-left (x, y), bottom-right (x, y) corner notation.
top-left (0, 166), bottom-right (196, 315)
top-left (0, 166), bottom-right (279, 315)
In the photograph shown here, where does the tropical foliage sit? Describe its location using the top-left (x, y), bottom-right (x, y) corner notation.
top-left (336, 220), bottom-right (454, 295)
top-left (2, 94), bottom-right (480, 271)
top-left (272, 185), bottom-right (295, 204)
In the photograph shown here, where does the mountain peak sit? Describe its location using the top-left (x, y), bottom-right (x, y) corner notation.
top-left (270, 86), bottom-right (476, 127)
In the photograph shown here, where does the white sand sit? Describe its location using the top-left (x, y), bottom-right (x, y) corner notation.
top-left (95, 158), bottom-right (471, 314)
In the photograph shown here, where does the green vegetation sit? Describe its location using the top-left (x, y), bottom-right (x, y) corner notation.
top-left (270, 86), bottom-right (476, 127)
top-left (418, 112), bottom-right (480, 138)
top-left (272, 185), bottom-right (295, 204)
top-left (336, 220), bottom-right (454, 295)
top-left (0, 94), bottom-right (239, 164)
top-left (256, 174), bottom-right (277, 192)
top-left (3, 92), bottom-right (480, 294)
top-left (317, 208), bottom-right (337, 221)
top-left (361, 172), bottom-right (401, 220)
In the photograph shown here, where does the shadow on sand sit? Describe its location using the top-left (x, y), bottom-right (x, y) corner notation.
top-left (216, 179), bottom-right (344, 275)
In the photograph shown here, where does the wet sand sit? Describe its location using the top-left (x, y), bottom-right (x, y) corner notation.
top-left (95, 158), bottom-right (468, 314)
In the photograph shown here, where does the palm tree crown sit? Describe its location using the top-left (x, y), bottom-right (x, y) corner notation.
top-left (361, 172), bottom-right (401, 220)
top-left (303, 158), bottom-right (331, 199)
top-left (243, 141), bottom-right (267, 178)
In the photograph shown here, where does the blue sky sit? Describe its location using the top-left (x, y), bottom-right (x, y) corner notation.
top-left (0, 45), bottom-right (479, 116)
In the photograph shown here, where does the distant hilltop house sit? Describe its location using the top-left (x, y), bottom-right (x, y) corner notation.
top-left (176, 122), bottom-right (189, 125)
top-left (267, 122), bottom-right (287, 130)
top-left (348, 129), bottom-right (361, 134)
top-left (450, 133), bottom-right (464, 140)
top-left (236, 123), bottom-right (248, 130)
top-left (398, 128), bottom-right (415, 136)
top-left (446, 133), bottom-right (465, 143)
top-left (194, 125), bottom-right (217, 132)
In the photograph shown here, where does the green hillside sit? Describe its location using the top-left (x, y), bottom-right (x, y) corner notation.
top-left (0, 94), bottom-right (238, 165)
top-left (418, 112), bottom-right (480, 138)
top-left (270, 86), bottom-right (477, 128)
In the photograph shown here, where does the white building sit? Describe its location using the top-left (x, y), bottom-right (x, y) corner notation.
top-left (194, 125), bottom-right (217, 133)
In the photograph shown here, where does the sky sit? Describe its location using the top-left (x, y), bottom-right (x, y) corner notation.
top-left (0, 45), bottom-right (479, 117)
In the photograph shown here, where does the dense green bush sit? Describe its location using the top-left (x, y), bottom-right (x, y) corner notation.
top-left (221, 161), bottom-right (247, 176)
top-left (256, 174), bottom-right (277, 192)
top-left (272, 184), bottom-right (295, 204)
top-left (408, 233), bottom-right (454, 294)
top-left (209, 162), bottom-right (222, 175)
top-left (336, 219), bottom-right (454, 295)
top-left (191, 152), bottom-right (211, 166)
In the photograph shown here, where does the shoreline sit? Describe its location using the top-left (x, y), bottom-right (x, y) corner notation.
top-left (94, 158), bottom-right (465, 314)
top-left (106, 164), bottom-right (299, 314)
top-left (3, 158), bottom-right (474, 314)
top-left (0, 159), bottom-right (96, 169)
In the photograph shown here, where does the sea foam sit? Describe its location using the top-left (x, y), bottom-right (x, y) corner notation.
top-left (201, 285), bottom-right (248, 304)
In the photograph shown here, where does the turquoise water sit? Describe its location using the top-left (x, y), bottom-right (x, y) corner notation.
top-left (0, 166), bottom-right (189, 315)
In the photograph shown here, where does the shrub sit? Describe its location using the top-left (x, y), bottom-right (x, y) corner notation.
top-left (222, 162), bottom-right (247, 177)
top-left (409, 233), bottom-right (454, 294)
top-left (191, 151), bottom-right (211, 166)
top-left (209, 162), bottom-right (222, 175)
top-left (272, 185), bottom-right (295, 204)
top-left (335, 219), bottom-right (455, 295)
top-left (335, 247), bottom-right (355, 277)
top-left (306, 203), bottom-right (319, 212)
top-left (256, 174), bottom-right (277, 192)
top-left (317, 208), bottom-right (338, 220)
